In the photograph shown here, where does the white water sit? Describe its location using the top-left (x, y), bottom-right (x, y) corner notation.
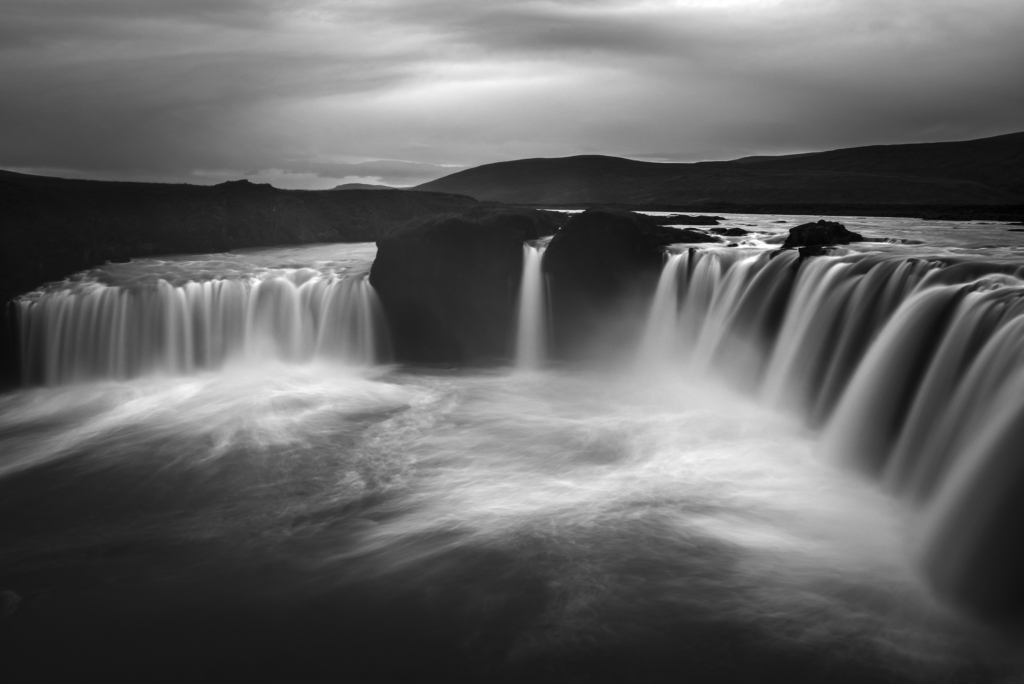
top-left (515, 243), bottom-right (547, 370)
top-left (635, 218), bottom-right (1024, 614)
top-left (0, 359), bottom-right (1006, 679)
top-left (5, 220), bottom-right (1024, 679)
top-left (16, 244), bottom-right (388, 384)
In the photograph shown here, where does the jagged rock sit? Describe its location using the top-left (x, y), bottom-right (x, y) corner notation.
top-left (798, 245), bottom-right (830, 258)
top-left (543, 209), bottom-right (687, 359)
top-left (710, 227), bottom-right (750, 237)
top-left (369, 207), bottom-right (565, 364)
top-left (781, 220), bottom-right (864, 250)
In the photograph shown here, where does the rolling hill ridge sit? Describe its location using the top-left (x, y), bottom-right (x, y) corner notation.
top-left (415, 132), bottom-right (1024, 206)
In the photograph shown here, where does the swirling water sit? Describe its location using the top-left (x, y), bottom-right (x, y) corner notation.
top-left (2, 225), bottom-right (1024, 682)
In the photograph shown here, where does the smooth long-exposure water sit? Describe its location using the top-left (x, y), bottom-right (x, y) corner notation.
top-left (3, 222), bottom-right (1024, 682)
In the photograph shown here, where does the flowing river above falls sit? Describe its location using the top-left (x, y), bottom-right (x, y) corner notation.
top-left (2, 215), bottom-right (1024, 682)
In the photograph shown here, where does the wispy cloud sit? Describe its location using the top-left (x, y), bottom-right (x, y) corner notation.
top-left (1, 0), bottom-right (1021, 186)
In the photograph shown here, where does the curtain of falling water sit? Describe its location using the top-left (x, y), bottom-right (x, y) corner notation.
top-left (17, 273), bottom-right (389, 384)
top-left (639, 247), bottom-right (1024, 607)
top-left (515, 244), bottom-right (547, 370)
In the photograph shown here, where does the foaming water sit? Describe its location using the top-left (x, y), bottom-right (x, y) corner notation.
top-left (5, 231), bottom-right (1024, 680)
top-left (1, 363), bottom-right (1013, 680)
top-left (16, 244), bottom-right (388, 384)
top-left (636, 225), bottom-right (1024, 622)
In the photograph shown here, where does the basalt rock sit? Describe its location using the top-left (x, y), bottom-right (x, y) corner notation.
top-left (369, 207), bottom-right (565, 364)
top-left (542, 209), bottom-right (700, 359)
top-left (781, 220), bottom-right (864, 250)
top-left (798, 245), bottom-right (830, 258)
top-left (710, 227), bottom-right (750, 237)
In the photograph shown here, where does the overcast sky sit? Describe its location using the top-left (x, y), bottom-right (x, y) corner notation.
top-left (2, 0), bottom-right (1022, 188)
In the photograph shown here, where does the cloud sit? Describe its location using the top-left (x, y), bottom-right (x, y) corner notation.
top-left (1, 0), bottom-right (1022, 186)
top-left (247, 160), bottom-right (463, 187)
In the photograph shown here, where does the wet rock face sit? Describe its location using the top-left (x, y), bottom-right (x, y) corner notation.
top-left (798, 245), bottom-right (830, 258)
top-left (370, 207), bottom-right (714, 365)
top-left (542, 209), bottom-right (691, 359)
top-left (370, 207), bottom-right (564, 364)
top-left (710, 227), bottom-right (750, 237)
top-left (781, 220), bottom-right (864, 250)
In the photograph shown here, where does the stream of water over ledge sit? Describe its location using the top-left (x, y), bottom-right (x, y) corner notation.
top-left (3, 218), bottom-right (1024, 682)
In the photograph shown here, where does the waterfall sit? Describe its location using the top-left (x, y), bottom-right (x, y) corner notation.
top-left (515, 243), bottom-right (547, 370)
top-left (638, 252), bottom-right (687, 363)
top-left (639, 248), bottom-right (946, 418)
top-left (640, 246), bottom-right (1024, 610)
top-left (17, 272), bottom-right (390, 384)
top-left (16, 234), bottom-right (1024, 612)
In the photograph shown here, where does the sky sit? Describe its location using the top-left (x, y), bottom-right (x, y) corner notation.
top-left (1, 0), bottom-right (1022, 189)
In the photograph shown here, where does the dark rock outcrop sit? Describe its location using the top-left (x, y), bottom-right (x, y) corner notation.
top-left (369, 207), bottom-right (565, 364)
top-left (710, 227), bottom-right (750, 237)
top-left (781, 220), bottom-right (864, 250)
top-left (542, 209), bottom-right (696, 359)
top-left (797, 245), bottom-right (830, 258)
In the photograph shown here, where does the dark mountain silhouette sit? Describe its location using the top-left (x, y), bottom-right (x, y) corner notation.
top-left (0, 172), bottom-right (480, 304)
top-left (0, 171), bottom-right (479, 301)
top-left (333, 183), bottom-right (394, 190)
top-left (415, 132), bottom-right (1024, 206)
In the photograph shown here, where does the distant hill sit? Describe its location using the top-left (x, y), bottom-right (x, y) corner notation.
top-left (333, 183), bottom-right (394, 190)
top-left (0, 171), bottom-right (478, 306)
top-left (415, 132), bottom-right (1024, 206)
top-left (0, 170), bottom-right (485, 384)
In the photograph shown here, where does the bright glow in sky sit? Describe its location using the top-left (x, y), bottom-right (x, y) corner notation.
top-left (1, 0), bottom-right (1021, 187)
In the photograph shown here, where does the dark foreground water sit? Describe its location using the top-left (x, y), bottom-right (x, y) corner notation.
top-left (3, 219), bottom-right (1024, 682)
top-left (4, 364), bottom-right (1020, 682)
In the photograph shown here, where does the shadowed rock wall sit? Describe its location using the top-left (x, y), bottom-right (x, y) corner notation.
top-left (543, 210), bottom-right (717, 360)
top-left (369, 207), bottom-right (566, 364)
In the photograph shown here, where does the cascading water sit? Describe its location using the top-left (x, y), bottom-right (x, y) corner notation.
top-left (514, 242), bottom-right (548, 370)
top-left (6, 225), bottom-right (1024, 681)
top-left (639, 248), bottom-right (940, 416)
top-left (639, 240), bottom-right (1024, 613)
top-left (16, 247), bottom-right (389, 384)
